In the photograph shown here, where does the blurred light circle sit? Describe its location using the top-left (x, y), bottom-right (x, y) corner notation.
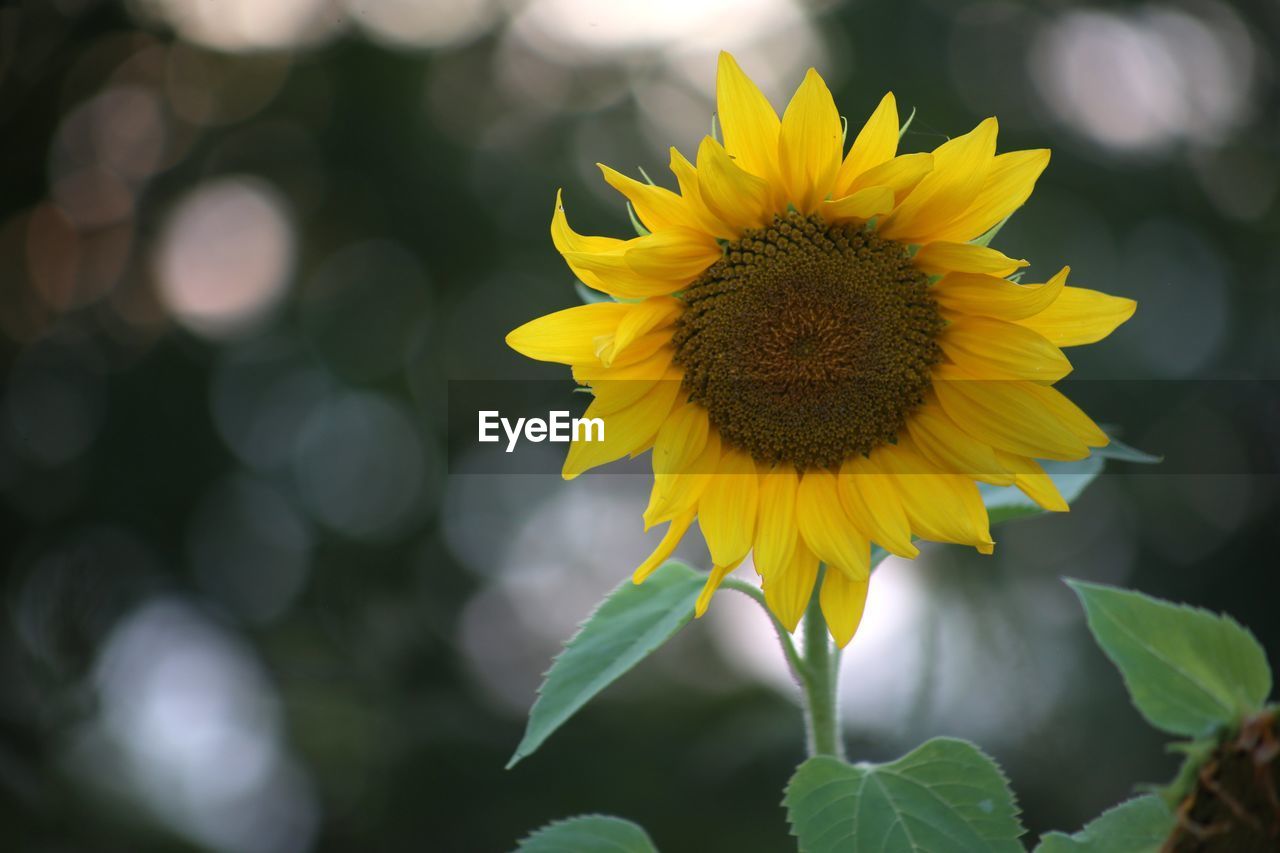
top-left (154, 176), bottom-right (294, 339)
top-left (292, 392), bottom-right (432, 540)
top-left (512, 0), bottom-right (808, 60)
top-left (26, 202), bottom-right (134, 312)
top-left (53, 86), bottom-right (168, 183)
top-left (128, 0), bottom-right (346, 52)
top-left (211, 337), bottom-right (331, 472)
top-left (52, 166), bottom-right (135, 230)
top-left (1030, 4), bottom-right (1256, 153)
top-left (347, 0), bottom-right (497, 49)
top-left (90, 597), bottom-right (318, 853)
top-left (13, 526), bottom-right (160, 672)
top-left (188, 474), bottom-right (312, 624)
top-left (3, 339), bottom-right (107, 467)
top-left (302, 241), bottom-right (431, 383)
top-left (165, 45), bottom-right (292, 127)
top-left (92, 87), bottom-right (168, 180)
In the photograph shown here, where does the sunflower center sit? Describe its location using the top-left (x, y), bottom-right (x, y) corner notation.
top-left (672, 212), bottom-right (944, 470)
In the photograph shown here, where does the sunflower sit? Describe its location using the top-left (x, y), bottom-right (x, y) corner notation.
top-left (506, 52), bottom-right (1135, 647)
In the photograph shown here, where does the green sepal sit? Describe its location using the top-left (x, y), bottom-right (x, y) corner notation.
top-left (575, 280), bottom-right (614, 304)
top-left (898, 106), bottom-right (916, 140)
top-left (627, 201), bottom-right (650, 236)
top-left (972, 213), bottom-right (1011, 249)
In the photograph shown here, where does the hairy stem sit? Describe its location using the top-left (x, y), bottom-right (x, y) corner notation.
top-left (802, 565), bottom-right (843, 759)
top-left (722, 578), bottom-right (806, 682)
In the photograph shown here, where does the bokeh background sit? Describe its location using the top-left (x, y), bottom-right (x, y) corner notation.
top-left (2, 0), bottom-right (1279, 850)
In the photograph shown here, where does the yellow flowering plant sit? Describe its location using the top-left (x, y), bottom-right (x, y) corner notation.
top-left (501, 53), bottom-right (1274, 853)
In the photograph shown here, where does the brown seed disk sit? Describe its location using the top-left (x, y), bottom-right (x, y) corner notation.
top-left (672, 211), bottom-right (944, 471)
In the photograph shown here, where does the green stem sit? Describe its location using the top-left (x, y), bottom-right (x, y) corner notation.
top-left (801, 565), bottom-right (843, 759)
top-left (722, 578), bottom-right (806, 683)
top-left (722, 570), bottom-right (844, 759)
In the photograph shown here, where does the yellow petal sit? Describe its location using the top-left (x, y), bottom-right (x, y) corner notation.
top-left (698, 449), bottom-right (759, 567)
top-left (506, 301), bottom-right (632, 364)
top-left (763, 538), bottom-right (819, 632)
top-left (754, 464), bottom-right (799, 577)
top-left (622, 228), bottom-right (722, 278)
top-left (879, 118), bottom-right (998, 243)
top-left (549, 188), bottom-right (622, 255)
top-left (939, 315), bottom-right (1073, 382)
top-left (906, 396), bottom-right (1014, 485)
top-left (563, 370), bottom-right (682, 479)
top-left (931, 364), bottom-right (1090, 461)
top-left (796, 469), bottom-right (870, 581)
top-left (834, 92), bottom-right (899, 196)
top-left (549, 190), bottom-right (629, 295)
top-left (1020, 382), bottom-right (1110, 447)
top-left (650, 402), bottom-right (709, 476)
top-left (778, 68), bottom-right (842, 213)
top-left (821, 186), bottom-right (895, 223)
top-left (574, 346), bottom-right (675, 415)
top-left (695, 558), bottom-right (745, 618)
top-left (607, 330), bottom-right (671, 368)
top-left (1018, 286), bottom-right (1137, 347)
top-left (696, 136), bottom-right (774, 232)
top-left (874, 439), bottom-right (994, 553)
top-left (598, 163), bottom-right (699, 233)
top-left (668, 147), bottom-right (736, 240)
top-left (912, 241), bottom-right (1028, 277)
top-left (595, 296), bottom-right (682, 367)
top-left (562, 227), bottom-right (720, 297)
top-left (850, 151), bottom-right (934, 199)
top-left (933, 266), bottom-right (1067, 322)
top-left (820, 568), bottom-right (869, 648)
top-left (926, 149), bottom-right (1051, 244)
top-left (645, 427), bottom-right (721, 528)
top-left (716, 51), bottom-right (781, 185)
top-left (837, 455), bottom-right (919, 558)
top-left (632, 509), bottom-right (696, 583)
top-left (993, 449), bottom-right (1069, 512)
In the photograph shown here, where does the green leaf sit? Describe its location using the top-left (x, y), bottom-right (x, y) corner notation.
top-left (1034, 795), bottom-right (1174, 853)
top-left (515, 815), bottom-right (658, 852)
top-left (979, 454), bottom-right (1103, 526)
top-left (784, 737), bottom-right (1025, 852)
top-left (1068, 581), bottom-right (1273, 737)
top-left (978, 435), bottom-right (1158, 526)
top-left (508, 562), bottom-right (703, 767)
